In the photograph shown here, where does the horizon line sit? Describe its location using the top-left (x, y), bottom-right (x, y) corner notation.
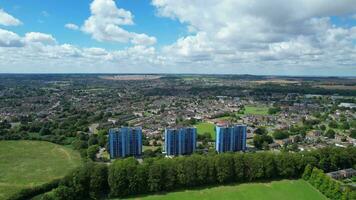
top-left (0, 73), bottom-right (355, 79)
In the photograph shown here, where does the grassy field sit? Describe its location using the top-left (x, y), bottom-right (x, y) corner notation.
top-left (0, 140), bottom-right (82, 199)
top-left (143, 145), bottom-right (160, 151)
top-left (195, 122), bottom-right (215, 139)
top-left (119, 180), bottom-right (326, 200)
top-left (240, 105), bottom-right (269, 115)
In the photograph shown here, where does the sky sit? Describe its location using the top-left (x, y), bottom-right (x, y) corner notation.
top-left (0, 0), bottom-right (355, 76)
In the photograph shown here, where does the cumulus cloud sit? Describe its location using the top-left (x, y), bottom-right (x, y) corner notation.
top-left (0, 9), bottom-right (22, 26)
top-left (131, 33), bottom-right (157, 46)
top-left (65, 23), bottom-right (79, 30)
top-left (25, 32), bottom-right (57, 45)
top-left (81, 0), bottom-right (156, 46)
top-left (0, 28), bottom-right (24, 47)
top-left (0, 0), bottom-right (356, 75)
top-left (152, 0), bottom-right (356, 74)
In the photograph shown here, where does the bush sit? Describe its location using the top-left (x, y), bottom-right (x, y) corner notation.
top-left (8, 179), bottom-right (61, 200)
top-left (325, 129), bottom-right (336, 139)
top-left (273, 130), bottom-right (289, 140)
top-left (87, 145), bottom-right (100, 160)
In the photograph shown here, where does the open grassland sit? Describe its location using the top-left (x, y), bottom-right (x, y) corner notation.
top-left (0, 140), bottom-right (81, 199)
top-left (195, 122), bottom-right (215, 139)
top-left (215, 105), bottom-right (270, 121)
top-left (241, 105), bottom-right (269, 115)
top-left (120, 180), bottom-right (326, 200)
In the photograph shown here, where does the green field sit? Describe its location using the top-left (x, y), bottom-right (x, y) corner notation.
top-left (195, 122), bottom-right (215, 139)
top-left (119, 180), bottom-right (326, 200)
top-left (240, 105), bottom-right (269, 116)
top-left (0, 140), bottom-right (82, 199)
top-left (143, 145), bottom-right (160, 151)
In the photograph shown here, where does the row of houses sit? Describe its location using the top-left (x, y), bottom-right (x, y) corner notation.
top-left (108, 125), bottom-right (247, 159)
top-left (327, 168), bottom-right (356, 180)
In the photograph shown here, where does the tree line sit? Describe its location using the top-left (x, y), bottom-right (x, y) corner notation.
top-left (18, 146), bottom-right (355, 200)
top-left (302, 165), bottom-right (355, 200)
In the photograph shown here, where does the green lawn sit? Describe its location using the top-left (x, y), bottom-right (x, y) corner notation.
top-left (119, 180), bottom-right (326, 200)
top-left (240, 105), bottom-right (269, 116)
top-left (195, 122), bottom-right (215, 139)
top-left (0, 140), bottom-right (82, 199)
top-left (143, 145), bottom-right (160, 151)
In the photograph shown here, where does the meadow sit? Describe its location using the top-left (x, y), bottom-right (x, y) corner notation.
top-left (120, 180), bottom-right (326, 200)
top-left (240, 105), bottom-right (269, 115)
top-left (195, 122), bottom-right (215, 139)
top-left (0, 140), bottom-right (81, 199)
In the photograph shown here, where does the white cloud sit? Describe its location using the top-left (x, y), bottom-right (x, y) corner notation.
top-left (81, 0), bottom-right (156, 45)
top-left (131, 33), bottom-right (157, 46)
top-left (65, 23), bottom-right (79, 30)
top-left (0, 9), bottom-right (22, 26)
top-left (25, 32), bottom-right (57, 45)
top-left (0, 1), bottom-right (356, 75)
top-left (0, 28), bottom-right (24, 47)
top-left (83, 47), bottom-right (108, 56)
top-left (151, 0), bottom-right (356, 75)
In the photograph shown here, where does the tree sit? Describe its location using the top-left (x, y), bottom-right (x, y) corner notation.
top-left (289, 143), bottom-right (299, 152)
top-left (88, 135), bottom-right (99, 146)
top-left (87, 145), bottom-right (99, 160)
top-left (329, 121), bottom-right (338, 129)
top-left (253, 134), bottom-right (273, 149)
top-left (325, 129), bottom-right (336, 139)
top-left (254, 127), bottom-right (267, 135)
top-left (351, 120), bottom-right (356, 129)
top-left (262, 141), bottom-right (270, 150)
top-left (143, 149), bottom-right (155, 158)
top-left (273, 130), bottom-right (289, 140)
top-left (268, 107), bottom-right (281, 115)
top-left (195, 155), bottom-right (209, 185)
top-left (39, 127), bottom-right (51, 136)
top-left (147, 160), bottom-right (164, 192)
top-left (89, 164), bottom-right (108, 199)
top-left (0, 120), bottom-right (11, 130)
top-left (350, 129), bottom-right (356, 139)
top-left (177, 156), bottom-right (198, 186)
top-left (98, 133), bottom-right (108, 147)
top-left (108, 158), bottom-right (138, 197)
top-left (214, 154), bottom-right (234, 183)
top-left (341, 122), bottom-right (350, 130)
top-left (320, 124), bottom-right (326, 131)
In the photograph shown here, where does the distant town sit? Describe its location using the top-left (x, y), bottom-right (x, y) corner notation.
top-left (0, 74), bottom-right (355, 199)
top-left (1, 74), bottom-right (355, 160)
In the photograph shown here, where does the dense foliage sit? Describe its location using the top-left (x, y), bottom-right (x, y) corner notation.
top-left (36, 146), bottom-right (356, 199)
top-left (41, 162), bottom-right (108, 200)
top-left (303, 165), bottom-right (356, 200)
top-left (7, 179), bottom-right (61, 200)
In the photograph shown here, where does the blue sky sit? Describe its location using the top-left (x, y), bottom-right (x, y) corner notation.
top-left (0, 0), bottom-right (355, 75)
top-left (0, 0), bottom-right (186, 49)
